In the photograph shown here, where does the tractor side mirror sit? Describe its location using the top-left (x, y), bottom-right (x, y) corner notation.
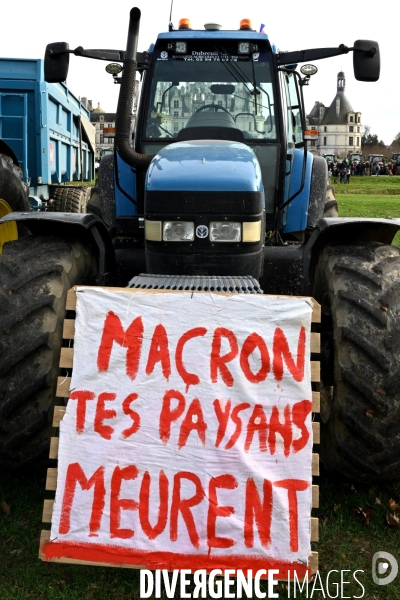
top-left (353, 40), bottom-right (380, 82)
top-left (44, 42), bottom-right (70, 83)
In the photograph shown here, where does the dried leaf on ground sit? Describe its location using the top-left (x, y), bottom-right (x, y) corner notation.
top-left (352, 506), bottom-right (376, 525)
top-left (1, 501), bottom-right (10, 515)
top-left (388, 498), bottom-right (400, 512)
top-left (386, 513), bottom-right (400, 528)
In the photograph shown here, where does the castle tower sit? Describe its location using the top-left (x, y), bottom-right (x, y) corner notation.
top-left (306, 71), bottom-right (362, 158)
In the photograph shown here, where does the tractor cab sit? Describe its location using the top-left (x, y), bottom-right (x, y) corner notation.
top-left (134, 25), bottom-right (308, 277)
top-left (349, 152), bottom-right (362, 164)
top-left (136, 27), bottom-right (295, 220)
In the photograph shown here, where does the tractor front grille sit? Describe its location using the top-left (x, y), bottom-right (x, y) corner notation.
top-left (127, 274), bottom-right (263, 294)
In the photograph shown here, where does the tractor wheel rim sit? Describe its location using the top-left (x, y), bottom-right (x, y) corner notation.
top-left (0, 198), bottom-right (18, 254)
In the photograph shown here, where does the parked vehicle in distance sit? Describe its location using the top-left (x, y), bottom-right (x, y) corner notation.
top-left (391, 152), bottom-right (400, 175)
top-left (368, 153), bottom-right (385, 174)
top-left (0, 57), bottom-right (95, 252)
top-left (349, 152), bottom-right (362, 164)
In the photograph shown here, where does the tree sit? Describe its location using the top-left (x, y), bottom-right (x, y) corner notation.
top-left (391, 131), bottom-right (400, 148)
top-left (361, 124), bottom-right (386, 153)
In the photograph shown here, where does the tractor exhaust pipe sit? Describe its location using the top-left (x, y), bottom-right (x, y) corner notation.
top-left (115, 7), bottom-right (154, 170)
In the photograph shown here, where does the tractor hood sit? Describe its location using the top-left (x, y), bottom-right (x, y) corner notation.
top-left (145, 140), bottom-right (263, 193)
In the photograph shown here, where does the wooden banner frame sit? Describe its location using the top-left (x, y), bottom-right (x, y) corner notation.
top-left (39, 286), bottom-right (320, 575)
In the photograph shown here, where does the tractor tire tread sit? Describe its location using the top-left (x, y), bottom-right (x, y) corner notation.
top-left (0, 153), bottom-right (29, 212)
top-left (313, 242), bottom-right (400, 481)
top-left (0, 235), bottom-right (97, 469)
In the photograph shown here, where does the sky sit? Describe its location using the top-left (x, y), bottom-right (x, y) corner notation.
top-left (2, 0), bottom-right (398, 145)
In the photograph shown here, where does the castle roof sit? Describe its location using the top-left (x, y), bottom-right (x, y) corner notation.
top-left (307, 101), bottom-right (325, 125)
top-left (319, 71), bottom-right (354, 125)
top-left (319, 91), bottom-right (354, 125)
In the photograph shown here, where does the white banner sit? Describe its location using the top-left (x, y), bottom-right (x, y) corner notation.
top-left (45, 288), bottom-right (314, 576)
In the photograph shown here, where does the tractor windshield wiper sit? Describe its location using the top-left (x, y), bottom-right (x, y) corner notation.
top-left (250, 52), bottom-right (261, 115)
top-left (214, 45), bottom-right (269, 114)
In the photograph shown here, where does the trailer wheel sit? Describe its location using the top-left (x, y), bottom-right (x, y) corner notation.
top-left (0, 154), bottom-right (30, 253)
top-left (0, 235), bottom-right (97, 469)
top-left (313, 242), bottom-right (400, 482)
top-left (52, 186), bottom-right (88, 213)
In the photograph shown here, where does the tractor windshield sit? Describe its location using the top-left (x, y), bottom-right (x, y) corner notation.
top-left (144, 42), bottom-right (276, 142)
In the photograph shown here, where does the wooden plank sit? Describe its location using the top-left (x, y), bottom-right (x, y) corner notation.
top-left (311, 302), bottom-right (321, 323)
top-left (312, 391), bottom-right (320, 413)
top-left (66, 287), bottom-right (321, 322)
top-left (39, 529), bottom-right (145, 568)
top-left (55, 387), bottom-right (320, 441)
top-left (49, 437), bottom-right (59, 460)
top-left (56, 376), bottom-right (71, 398)
top-left (40, 527), bottom-right (316, 574)
top-left (39, 530), bottom-right (50, 561)
top-left (66, 288), bottom-right (77, 311)
top-left (46, 468), bottom-right (57, 491)
top-left (311, 361), bottom-right (320, 382)
top-left (312, 485), bottom-right (319, 509)
top-left (59, 360), bottom-right (320, 385)
top-left (43, 470), bottom-right (320, 509)
top-left (312, 422), bottom-right (320, 445)
top-left (42, 499), bottom-right (54, 524)
top-left (310, 332), bottom-right (320, 354)
top-left (53, 405), bottom-right (67, 427)
top-left (312, 453), bottom-right (319, 476)
top-left (59, 339), bottom-right (320, 373)
top-left (63, 319), bottom-right (75, 339)
top-left (311, 517), bottom-right (319, 542)
top-left (59, 347), bottom-right (74, 369)
top-left (309, 551), bottom-right (318, 574)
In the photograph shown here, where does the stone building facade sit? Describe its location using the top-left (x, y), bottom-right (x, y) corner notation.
top-left (307, 72), bottom-right (362, 158)
top-left (81, 83), bottom-right (139, 161)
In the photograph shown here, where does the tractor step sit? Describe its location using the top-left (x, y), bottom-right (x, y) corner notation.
top-left (127, 274), bottom-right (263, 294)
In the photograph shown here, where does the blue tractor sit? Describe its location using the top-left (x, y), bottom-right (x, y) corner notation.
top-left (1, 8), bottom-right (399, 482)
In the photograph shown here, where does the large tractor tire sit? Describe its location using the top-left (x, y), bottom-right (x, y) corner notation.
top-left (0, 236), bottom-right (98, 469)
top-left (308, 157), bottom-right (338, 227)
top-left (323, 184), bottom-right (339, 218)
top-left (0, 154), bottom-right (30, 254)
top-left (313, 242), bottom-right (400, 482)
top-left (87, 154), bottom-right (115, 228)
top-left (52, 186), bottom-right (89, 213)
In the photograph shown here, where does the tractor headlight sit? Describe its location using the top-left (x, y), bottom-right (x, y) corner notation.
top-left (210, 222), bottom-right (241, 242)
top-left (163, 221), bottom-right (194, 241)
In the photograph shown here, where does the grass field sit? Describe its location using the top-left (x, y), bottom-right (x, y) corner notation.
top-left (334, 175), bottom-right (400, 245)
top-left (1, 175), bottom-right (400, 599)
